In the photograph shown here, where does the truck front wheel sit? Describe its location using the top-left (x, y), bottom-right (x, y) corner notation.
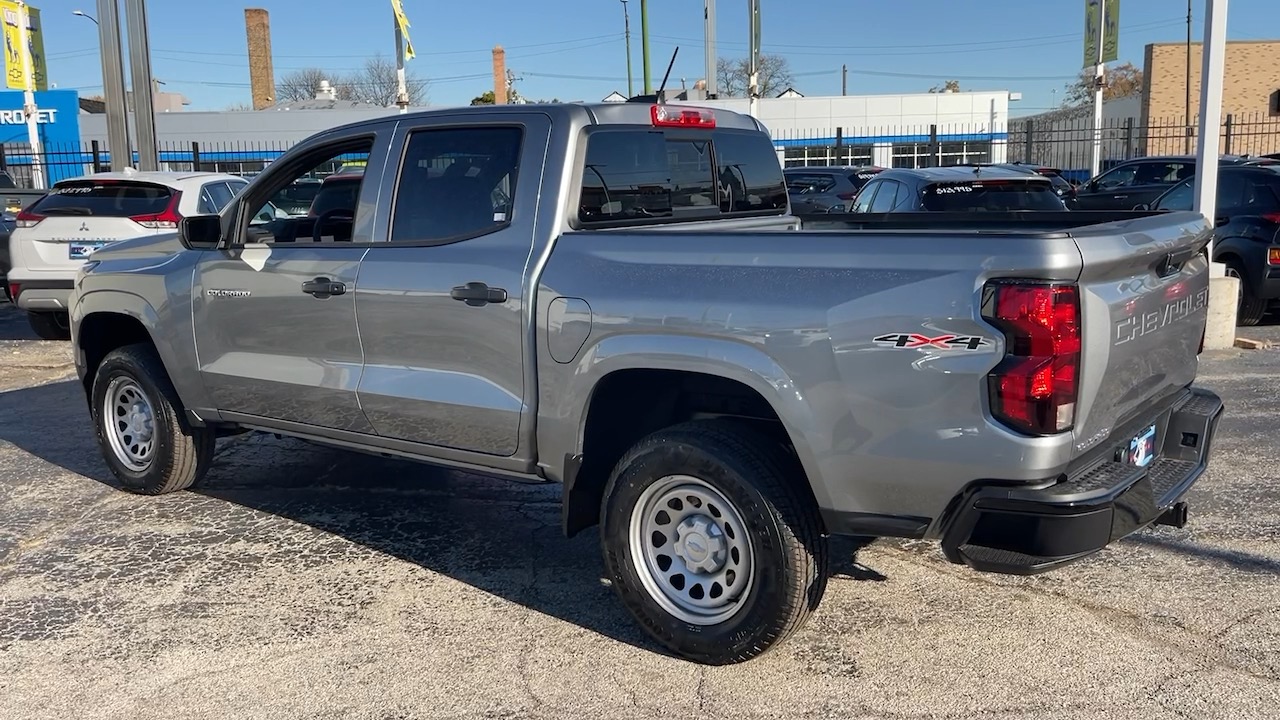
top-left (600, 420), bottom-right (828, 664)
top-left (90, 344), bottom-right (216, 495)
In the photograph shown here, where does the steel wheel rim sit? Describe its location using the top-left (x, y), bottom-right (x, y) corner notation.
top-left (629, 474), bottom-right (755, 626)
top-left (103, 377), bottom-right (156, 472)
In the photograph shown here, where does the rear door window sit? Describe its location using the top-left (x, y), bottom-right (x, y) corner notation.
top-left (869, 180), bottom-right (901, 212)
top-left (31, 180), bottom-right (173, 216)
top-left (922, 180), bottom-right (1067, 211)
top-left (786, 174), bottom-right (837, 193)
top-left (198, 181), bottom-right (236, 214)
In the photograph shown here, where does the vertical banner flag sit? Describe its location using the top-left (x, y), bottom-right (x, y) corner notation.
top-left (391, 0), bottom-right (415, 60)
top-left (1, 1), bottom-right (46, 91)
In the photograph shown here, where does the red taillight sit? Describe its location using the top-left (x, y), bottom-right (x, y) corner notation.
top-left (15, 208), bottom-right (43, 228)
top-left (131, 190), bottom-right (183, 229)
top-left (7, 282), bottom-right (18, 299)
top-left (650, 104), bottom-right (715, 128)
top-left (1264, 213), bottom-right (1280, 225)
top-left (1269, 247), bottom-right (1280, 265)
top-left (983, 282), bottom-right (1081, 435)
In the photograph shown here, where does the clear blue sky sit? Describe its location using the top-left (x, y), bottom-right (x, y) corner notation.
top-left (38, 0), bottom-right (1279, 113)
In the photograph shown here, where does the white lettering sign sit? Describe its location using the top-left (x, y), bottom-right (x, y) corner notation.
top-left (0, 109), bottom-right (57, 125)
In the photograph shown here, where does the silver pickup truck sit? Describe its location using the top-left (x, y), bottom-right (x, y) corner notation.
top-left (68, 102), bottom-right (1224, 665)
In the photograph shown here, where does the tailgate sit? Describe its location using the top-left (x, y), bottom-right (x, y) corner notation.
top-left (1071, 211), bottom-right (1212, 452)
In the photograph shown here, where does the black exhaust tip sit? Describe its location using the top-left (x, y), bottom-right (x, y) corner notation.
top-left (1154, 502), bottom-right (1189, 529)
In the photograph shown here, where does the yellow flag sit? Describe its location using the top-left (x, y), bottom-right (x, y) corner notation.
top-left (390, 0), bottom-right (415, 60)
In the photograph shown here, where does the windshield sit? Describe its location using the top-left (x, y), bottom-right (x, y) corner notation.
top-left (921, 180), bottom-right (1067, 211)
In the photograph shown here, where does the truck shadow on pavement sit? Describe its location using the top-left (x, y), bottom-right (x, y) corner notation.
top-left (0, 377), bottom-right (887, 656)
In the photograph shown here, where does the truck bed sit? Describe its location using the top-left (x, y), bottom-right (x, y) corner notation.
top-left (795, 209), bottom-right (1172, 233)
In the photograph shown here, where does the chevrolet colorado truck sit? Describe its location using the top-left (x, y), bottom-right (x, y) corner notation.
top-left (68, 102), bottom-right (1224, 665)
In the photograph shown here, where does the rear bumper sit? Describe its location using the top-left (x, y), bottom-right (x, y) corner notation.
top-left (939, 387), bottom-right (1224, 575)
top-left (10, 277), bottom-right (74, 312)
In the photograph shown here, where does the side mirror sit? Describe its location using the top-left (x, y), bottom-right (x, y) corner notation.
top-left (180, 214), bottom-right (222, 248)
top-left (1133, 203), bottom-right (1150, 211)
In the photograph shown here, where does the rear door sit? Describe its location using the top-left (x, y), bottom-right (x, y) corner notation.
top-left (1070, 214), bottom-right (1212, 451)
top-left (355, 115), bottom-right (548, 457)
top-left (17, 180), bottom-right (173, 270)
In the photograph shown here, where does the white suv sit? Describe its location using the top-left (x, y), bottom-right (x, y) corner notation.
top-left (8, 170), bottom-right (250, 339)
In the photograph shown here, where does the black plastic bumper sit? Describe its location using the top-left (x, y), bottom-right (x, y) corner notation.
top-left (940, 387), bottom-right (1224, 575)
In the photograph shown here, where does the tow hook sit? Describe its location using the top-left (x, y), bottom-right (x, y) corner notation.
top-left (1154, 501), bottom-right (1189, 529)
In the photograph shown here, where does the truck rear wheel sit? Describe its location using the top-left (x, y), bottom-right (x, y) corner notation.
top-left (90, 343), bottom-right (216, 495)
top-left (600, 420), bottom-right (828, 664)
top-left (27, 311), bottom-right (70, 340)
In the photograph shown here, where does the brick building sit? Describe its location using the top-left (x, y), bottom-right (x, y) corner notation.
top-left (1141, 39), bottom-right (1280, 155)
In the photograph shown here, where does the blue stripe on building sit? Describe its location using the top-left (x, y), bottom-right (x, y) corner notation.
top-left (774, 132), bottom-right (1009, 147)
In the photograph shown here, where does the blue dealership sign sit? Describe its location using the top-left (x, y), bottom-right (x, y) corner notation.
top-left (0, 89), bottom-right (82, 182)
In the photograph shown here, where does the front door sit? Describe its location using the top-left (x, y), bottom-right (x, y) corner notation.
top-left (355, 116), bottom-right (550, 457)
top-left (193, 129), bottom-right (392, 433)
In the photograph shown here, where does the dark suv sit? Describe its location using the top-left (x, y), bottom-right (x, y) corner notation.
top-left (1149, 164), bottom-right (1280, 325)
top-left (1074, 155), bottom-right (1251, 210)
top-left (785, 166), bottom-right (884, 213)
top-left (848, 166), bottom-right (1067, 213)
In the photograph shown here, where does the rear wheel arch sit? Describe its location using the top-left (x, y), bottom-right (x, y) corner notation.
top-left (563, 366), bottom-right (825, 538)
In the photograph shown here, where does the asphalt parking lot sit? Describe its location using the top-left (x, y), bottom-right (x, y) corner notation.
top-left (0, 303), bottom-right (1277, 720)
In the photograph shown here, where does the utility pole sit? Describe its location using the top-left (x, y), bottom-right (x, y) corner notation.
top-left (96, 0), bottom-right (130, 172)
top-left (1193, 0), bottom-right (1228, 233)
top-left (640, 0), bottom-right (651, 94)
top-left (394, 17), bottom-right (408, 112)
top-left (704, 0), bottom-right (717, 98)
top-left (1185, 0), bottom-right (1193, 153)
top-left (1089, 0), bottom-right (1106, 179)
top-left (16, 2), bottom-right (43, 188)
top-left (621, 0), bottom-right (633, 97)
top-left (747, 0), bottom-right (761, 118)
top-left (842, 64), bottom-right (848, 95)
top-left (391, 1), bottom-right (414, 112)
top-left (123, 0), bottom-right (159, 171)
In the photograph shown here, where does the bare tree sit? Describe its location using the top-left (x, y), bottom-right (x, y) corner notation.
top-left (340, 55), bottom-right (428, 107)
top-left (715, 54), bottom-right (794, 98)
top-left (1062, 62), bottom-right (1143, 107)
top-left (928, 79), bottom-right (961, 93)
top-left (276, 67), bottom-right (331, 102)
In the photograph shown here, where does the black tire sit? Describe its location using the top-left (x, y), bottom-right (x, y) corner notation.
top-left (90, 343), bottom-right (216, 495)
top-left (27, 311), bottom-right (70, 340)
top-left (600, 420), bottom-right (828, 665)
top-left (1224, 260), bottom-right (1268, 327)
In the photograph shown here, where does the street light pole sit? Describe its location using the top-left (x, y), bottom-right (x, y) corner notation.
top-left (94, 0), bottom-right (131, 172)
top-left (73, 9), bottom-right (98, 25)
top-left (621, 0), bottom-right (633, 97)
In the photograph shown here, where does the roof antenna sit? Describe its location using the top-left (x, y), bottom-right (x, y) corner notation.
top-left (656, 47), bottom-right (679, 103)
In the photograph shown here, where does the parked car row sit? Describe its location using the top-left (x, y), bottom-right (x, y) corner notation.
top-left (786, 152), bottom-right (1280, 324)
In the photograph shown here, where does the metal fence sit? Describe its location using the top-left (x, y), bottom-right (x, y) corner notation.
top-left (1, 113), bottom-right (1277, 187)
top-left (0, 140), bottom-right (297, 187)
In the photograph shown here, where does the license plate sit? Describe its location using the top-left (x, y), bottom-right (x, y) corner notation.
top-left (69, 242), bottom-right (105, 260)
top-left (1125, 424), bottom-right (1158, 468)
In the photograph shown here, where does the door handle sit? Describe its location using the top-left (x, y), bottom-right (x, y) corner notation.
top-left (301, 276), bottom-right (346, 298)
top-left (1112, 195), bottom-right (1128, 200)
top-left (450, 281), bottom-right (508, 307)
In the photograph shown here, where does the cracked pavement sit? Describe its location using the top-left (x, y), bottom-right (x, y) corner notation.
top-left (0, 303), bottom-right (1278, 719)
